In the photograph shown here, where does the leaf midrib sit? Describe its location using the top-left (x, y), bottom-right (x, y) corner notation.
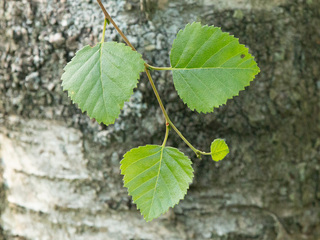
top-left (211, 141), bottom-right (229, 157)
top-left (171, 67), bottom-right (257, 71)
top-left (212, 148), bottom-right (228, 154)
top-left (147, 145), bottom-right (165, 219)
top-left (99, 42), bottom-right (108, 115)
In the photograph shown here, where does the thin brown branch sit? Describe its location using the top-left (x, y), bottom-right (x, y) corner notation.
top-left (96, 0), bottom-right (210, 158)
top-left (96, 0), bottom-right (136, 51)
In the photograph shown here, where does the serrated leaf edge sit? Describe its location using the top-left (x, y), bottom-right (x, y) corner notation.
top-left (61, 42), bottom-right (145, 125)
top-left (120, 145), bottom-right (194, 222)
top-left (169, 22), bottom-right (260, 114)
top-left (174, 70), bottom-right (259, 114)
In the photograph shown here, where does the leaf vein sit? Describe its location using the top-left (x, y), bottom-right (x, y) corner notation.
top-left (218, 49), bottom-right (247, 67)
top-left (210, 71), bottom-right (235, 97)
top-left (75, 60), bottom-right (100, 104)
top-left (189, 70), bottom-right (218, 105)
top-left (174, 26), bottom-right (198, 67)
top-left (162, 159), bottom-right (183, 193)
top-left (166, 151), bottom-right (192, 181)
top-left (133, 186), bottom-right (155, 203)
top-left (184, 29), bottom-right (218, 68)
top-left (200, 39), bottom-right (237, 67)
top-left (99, 43), bottom-right (108, 116)
top-left (147, 146), bottom-right (165, 218)
top-left (172, 67), bottom-right (256, 71)
top-left (69, 47), bottom-right (100, 78)
top-left (122, 149), bottom-right (162, 171)
top-left (125, 161), bottom-right (159, 187)
top-left (236, 58), bottom-right (253, 67)
top-left (159, 173), bottom-right (174, 206)
top-left (84, 78), bottom-right (101, 114)
top-left (176, 71), bottom-right (208, 108)
top-left (104, 57), bottom-right (134, 98)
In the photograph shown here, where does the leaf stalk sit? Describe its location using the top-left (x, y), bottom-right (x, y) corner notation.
top-left (146, 63), bottom-right (173, 71)
top-left (101, 18), bottom-right (108, 43)
top-left (96, 0), bottom-right (212, 158)
top-left (162, 124), bottom-right (169, 147)
top-left (97, 0), bottom-right (136, 51)
top-left (145, 67), bottom-right (170, 122)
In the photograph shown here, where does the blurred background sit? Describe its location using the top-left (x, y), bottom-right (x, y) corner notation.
top-left (0, 0), bottom-right (319, 239)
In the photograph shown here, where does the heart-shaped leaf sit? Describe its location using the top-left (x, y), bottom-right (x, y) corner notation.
top-left (170, 22), bottom-right (260, 113)
top-left (120, 145), bottom-right (193, 221)
top-left (62, 42), bottom-right (145, 125)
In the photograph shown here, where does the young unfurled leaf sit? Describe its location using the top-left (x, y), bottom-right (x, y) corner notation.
top-left (170, 22), bottom-right (260, 113)
top-left (120, 145), bottom-right (193, 222)
top-left (61, 42), bottom-right (145, 125)
top-left (211, 139), bottom-right (229, 161)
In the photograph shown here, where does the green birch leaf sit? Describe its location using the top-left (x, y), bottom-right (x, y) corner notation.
top-left (170, 22), bottom-right (260, 113)
top-left (211, 139), bottom-right (229, 162)
top-left (61, 42), bottom-right (145, 125)
top-left (120, 145), bottom-right (193, 222)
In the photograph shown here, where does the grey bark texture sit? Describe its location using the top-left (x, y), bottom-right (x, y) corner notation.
top-left (0, 0), bottom-right (319, 239)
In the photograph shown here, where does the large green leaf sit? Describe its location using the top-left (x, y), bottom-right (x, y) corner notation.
top-left (170, 22), bottom-right (260, 113)
top-left (120, 145), bottom-right (193, 221)
top-left (61, 42), bottom-right (145, 125)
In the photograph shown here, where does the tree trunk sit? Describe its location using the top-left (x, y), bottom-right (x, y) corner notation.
top-left (0, 0), bottom-right (319, 239)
